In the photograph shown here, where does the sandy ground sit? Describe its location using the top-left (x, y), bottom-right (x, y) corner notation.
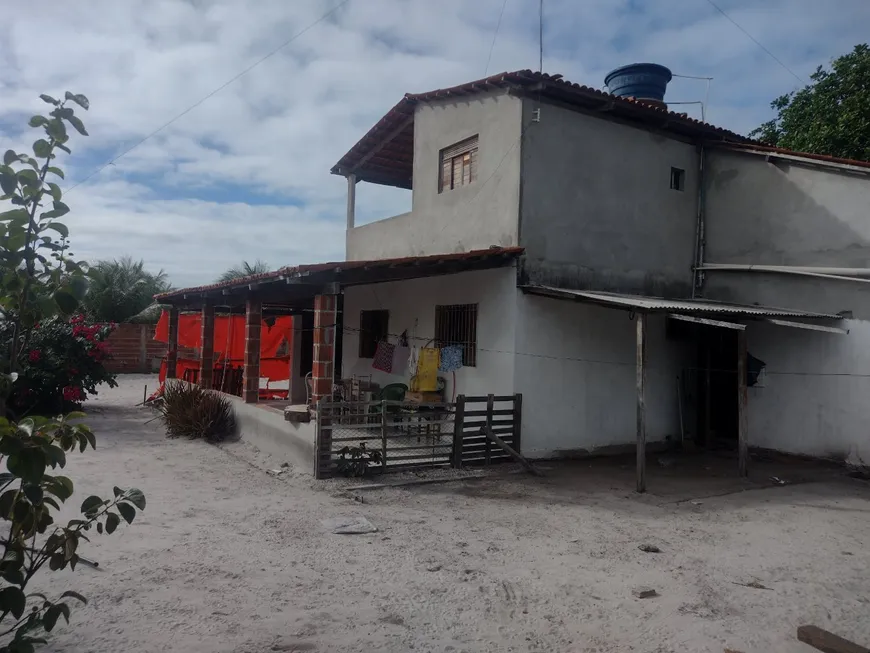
top-left (31, 375), bottom-right (870, 653)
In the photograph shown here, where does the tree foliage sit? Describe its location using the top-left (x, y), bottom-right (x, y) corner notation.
top-left (81, 257), bottom-right (171, 323)
top-left (216, 260), bottom-right (270, 283)
top-left (751, 44), bottom-right (870, 162)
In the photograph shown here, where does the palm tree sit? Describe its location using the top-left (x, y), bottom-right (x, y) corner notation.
top-left (216, 260), bottom-right (271, 283)
top-left (82, 257), bottom-right (173, 323)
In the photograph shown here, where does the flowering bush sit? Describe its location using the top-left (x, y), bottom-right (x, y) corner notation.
top-left (2, 315), bottom-right (118, 415)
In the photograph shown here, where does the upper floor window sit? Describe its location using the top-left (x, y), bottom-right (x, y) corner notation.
top-left (439, 135), bottom-right (479, 193)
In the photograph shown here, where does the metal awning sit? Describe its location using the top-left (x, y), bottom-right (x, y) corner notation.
top-left (521, 285), bottom-right (844, 321)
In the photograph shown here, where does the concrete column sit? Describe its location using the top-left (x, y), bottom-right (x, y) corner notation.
top-left (635, 312), bottom-right (647, 494)
top-left (311, 294), bottom-right (337, 405)
top-left (242, 299), bottom-right (262, 403)
top-left (288, 315), bottom-right (306, 404)
top-left (346, 174), bottom-right (356, 230)
top-left (166, 307), bottom-right (179, 379)
top-left (199, 305), bottom-right (215, 390)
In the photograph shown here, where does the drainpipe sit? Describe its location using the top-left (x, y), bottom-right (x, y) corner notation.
top-left (691, 145), bottom-right (706, 298)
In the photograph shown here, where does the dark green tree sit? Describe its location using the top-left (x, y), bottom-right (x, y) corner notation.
top-left (751, 44), bottom-right (870, 162)
top-left (217, 260), bottom-right (270, 283)
top-left (81, 257), bottom-right (171, 323)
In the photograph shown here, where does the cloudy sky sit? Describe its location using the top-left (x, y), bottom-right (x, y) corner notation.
top-left (1, 0), bottom-right (867, 287)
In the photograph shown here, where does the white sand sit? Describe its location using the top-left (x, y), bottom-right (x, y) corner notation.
top-left (31, 375), bottom-right (870, 652)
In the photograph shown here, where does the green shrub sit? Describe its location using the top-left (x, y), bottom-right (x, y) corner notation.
top-left (159, 381), bottom-right (236, 443)
top-left (336, 442), bottom-right (382, 477)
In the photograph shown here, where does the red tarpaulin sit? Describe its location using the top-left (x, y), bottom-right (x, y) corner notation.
top-left (154, 310), bottom-right (293, 385)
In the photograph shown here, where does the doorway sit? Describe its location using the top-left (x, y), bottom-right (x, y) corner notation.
top-left (697, 327), bottom-right (739, 448)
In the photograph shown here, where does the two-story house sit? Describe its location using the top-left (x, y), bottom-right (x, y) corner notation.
top-left (158, 66), bottom-right (870, 484)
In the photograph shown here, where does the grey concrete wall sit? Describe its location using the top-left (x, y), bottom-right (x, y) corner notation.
top-left (346, 91), bottom-right (522, 261)
top-left (703, 149), bottom-right (870, 318)
top-left (518, 99), bottom-right (699, 297)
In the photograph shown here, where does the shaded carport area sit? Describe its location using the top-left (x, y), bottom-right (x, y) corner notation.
top-left (521, 285), bottom-right (847, 492)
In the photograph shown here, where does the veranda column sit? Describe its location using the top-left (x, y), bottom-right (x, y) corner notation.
top-left (242, 299), bottom-right (262, 403)
top-left (166, 307), bottom-right (179, 379)
top-left (635, 312), bottom-right (647, 493)
top-left (737, 330), bottom-right (749, 477)
top-left (311, 294), bottom-right (337, 405)
top-left (199, 305), bottom-right (215, 390)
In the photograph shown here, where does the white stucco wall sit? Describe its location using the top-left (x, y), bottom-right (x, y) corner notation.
top-left (514, 294), bottom-right (689, 459)
top-left (346, 91), bottom-right (522, 261)
top-left (745, 319), bottom-right (870, 464)
top-left (341, 267), bottom-right (518, 399)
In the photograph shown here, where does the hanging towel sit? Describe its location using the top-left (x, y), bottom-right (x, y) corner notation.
top-left (438, 345), bottom-right (463, 372)
top-left (372, 341), bottom-right (395, 373)
top-left (415, 347), bottom-right (440, 391)
top-left (392, 345), bottom-right (411, 376)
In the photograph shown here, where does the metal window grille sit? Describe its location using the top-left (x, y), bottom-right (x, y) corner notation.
top-left (359, 310), bottom-right (389, 358)
top-left (435, 303), bottom-right (477, 367)
top-left (439, 136), bottom-right (479, 193)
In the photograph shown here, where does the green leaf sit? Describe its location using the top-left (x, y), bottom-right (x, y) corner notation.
top-left (51, 200), bottom-right (70, 217)
top-left (3, 150), bottom-right (18, 165)
top-left (1, 567), bottom-right (24, 585)
top-left (113, 486), bottom-right (123, 498)
top-left (46, 166), bottom-right (64, 179)
top-left (80, 495), bottom-right (103, 514)
top-left (43, 445), bottom-right (66, 469)
top-left (64, 92), bottom-right (90, 110)
top-left (56, 143), bottom-right (71, 155)
top-left (46, 182), bottom-right (62, 201)
top-left (117, 502), bottom-right (136, 524)
top-left (46, 119), bottom-right (67, 141)
top-left (29, 115), bottom-right (49, 128)
top-left (53, 289), bottom-right (78, 314)
top-left (43, 604), bottom-right (61, 631)
top-left (66, 115), bottom-right (88, 136)
top-left (96, 521), bottom-right (103, 534)
top-left (45, 222), bottom-right (69, 238)
top-left (124, 489), bottom-right (146, 510)
top-left (23, 484), bottom-right (43, 506)
top-left (0, 586), bottom-right (27, 619)
top-left (16, 169), bottom-right (38, 187)
top-left (7, 450), bottom-right (46, 485)
top-left (51, 476), bottom-right (73, 500)
top-left (32, 139), bottom-right (52, 159)
top-left (104, 512), bottom-right (120, 534)
top-left (39, 94), bottom-right (60, 106)
top-left (0, 170), bottom-right (17, 194)
top-left (0, 208), bottom-right (29, 222)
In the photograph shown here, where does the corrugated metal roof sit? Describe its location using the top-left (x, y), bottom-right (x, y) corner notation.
top-left (522, 286), bottom-right (843, 320)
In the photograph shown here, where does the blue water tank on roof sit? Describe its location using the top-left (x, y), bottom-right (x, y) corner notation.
top-left (604, 63), bottom-right (672, 104)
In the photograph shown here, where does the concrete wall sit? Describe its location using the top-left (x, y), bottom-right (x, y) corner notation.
top-left (704, 149), bottom-right (870, 318)
top-left (346, 91), bottom-right (522, 261)
top-left (745, 319), bottom-right (870, 464)
top-left (341, 267), bottom-right (518, 400)
top-left (519, 100), bottom-right (699, 297)
top-left (514, 294), bottom-right (689, 458)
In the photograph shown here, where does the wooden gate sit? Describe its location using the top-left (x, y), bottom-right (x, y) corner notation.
top-left (452, 394), bottom-right (522, 468)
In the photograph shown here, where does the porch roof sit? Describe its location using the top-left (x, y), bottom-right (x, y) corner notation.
top-left (521, 285), bottom-right (844, 320)
top-left (156, 247), bottom-right (523, 309)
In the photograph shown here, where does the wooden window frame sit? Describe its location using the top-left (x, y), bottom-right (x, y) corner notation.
top-left (670, 167), bottom-right (686, 191)
top-left (359, 309), bottom-right (389, 359)
top-left (439, 135), bottom-right (479, 193)
top-left (435, 303), bottom-right (478, 367)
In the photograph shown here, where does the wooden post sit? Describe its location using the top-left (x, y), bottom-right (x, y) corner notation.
top-left (704, 346), bottom-right (712, 448)
top-left (199, 305), bottom-right (215, 390)
top-left (797, 625), bottom-right (870, 653)
top-left (166, 307), bottom-right (179, 379)
top-left (453, 395), bottom-right (466, 468)
top-left (737, 329), bottom-right (748, 477)
top-left (484, 394), bottom-right (494, 466)
top-left (381, 399), bottom-right (388, 472)
top-left (512, 393), bottom-right (523, 453)
top-left (138, 324), bottom-right (148, 373)
top-left (346, 174), bottom-right (356, 230)
top-left (636, 313), bottom-right (647, 493)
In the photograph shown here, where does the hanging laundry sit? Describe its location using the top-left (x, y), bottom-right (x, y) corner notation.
top-left (372, 341), bottom-right (395, 373)
top-left (415, 347), bottom-right (440, 391)
top-left (438, 344), bottom-right (463, 372)
top-left (392, 345), bottom-right (411, 376)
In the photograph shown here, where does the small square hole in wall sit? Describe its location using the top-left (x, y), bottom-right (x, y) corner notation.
top-left (670, 167), bottom-right (685, 191)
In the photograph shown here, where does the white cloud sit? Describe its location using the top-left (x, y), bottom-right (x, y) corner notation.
top-left (1, 0), bottom-right (867, 287)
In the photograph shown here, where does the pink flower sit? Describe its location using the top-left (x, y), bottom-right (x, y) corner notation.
top-left (62, 386), bottom-right (83, 402)
top-left (28, 350), bottom-right (41, 362)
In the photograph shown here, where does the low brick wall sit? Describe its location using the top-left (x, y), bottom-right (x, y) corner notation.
top-left (102, 323), bottom-right (166, 374)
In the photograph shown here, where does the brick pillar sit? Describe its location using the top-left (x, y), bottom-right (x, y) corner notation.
top-left (199, 305), bottom-right (215, 390)
top-left (242, 299), bottom-right (262, 403)
top-left (166, 307), bottom-right (179, 379)
top-left (311, 294), bottom-right (337, 405)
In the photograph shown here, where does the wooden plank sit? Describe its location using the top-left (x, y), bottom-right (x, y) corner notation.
top-left (452, 395), bottom-right (465, 469)
top-left (345, 473), bottom-right (486, 491)
top-left (513, 393), bottom-right (523, 454)
top-left (462, 409), bottom-right (515, 417)
top-left (462, 395), bottom-right (516, 403)
top-left (380, 400), bottom-right (388, 473)
top-left (484, 395), bottom-right (494, 465)
top-left (797, 625), bottom-right (869, 653)
top-left (481, 426), bottom-right (543, 476)
top-left (636, 313), bottom-right (647, 493)
top-left (737, 329), bottom-right (748, 477)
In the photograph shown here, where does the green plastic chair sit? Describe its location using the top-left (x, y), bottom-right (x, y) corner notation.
top-left (370, 383), bottom-right (408, 416)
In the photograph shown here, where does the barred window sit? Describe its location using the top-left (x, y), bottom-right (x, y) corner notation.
top-left (435, 303), bottom-right (477, 367)
top-left (439, 136), bottom-right (478, 193)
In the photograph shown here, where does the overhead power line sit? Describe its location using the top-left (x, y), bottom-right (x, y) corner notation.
top-left (703, 0), bottom-right (807, 85)
top-left (483, 0), bottom-right (509, 76)
top-left (65, 0), bottom-right (352, 194)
